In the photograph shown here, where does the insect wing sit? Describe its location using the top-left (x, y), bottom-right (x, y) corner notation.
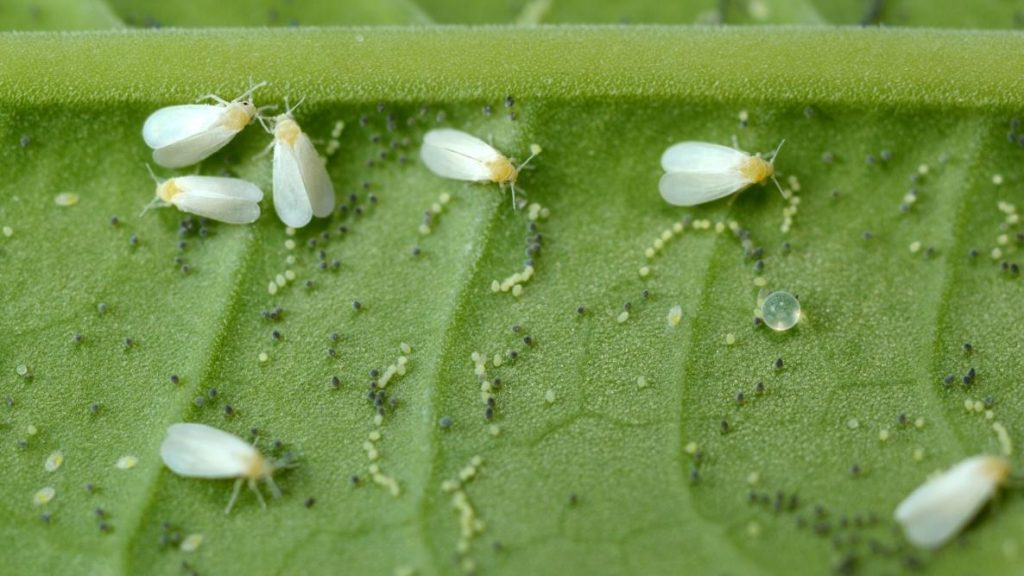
top-left (294, 132), bottom-right (335, 218)
top-left (143, 104), bottom-right (224, 149)
top-left (420, 129), bottom-right (499, 182)
top-left (273, 139), bottom-right (314, 228)
top-left (161, 423), bottom-right (256, 479)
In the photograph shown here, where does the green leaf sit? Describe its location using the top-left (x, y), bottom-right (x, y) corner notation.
top-left (2, 27), bottom-right (1024, 576)
top-left (105, 0), bottom-right (432, 27)
top-left (0, 0), bottom-right (123, 30)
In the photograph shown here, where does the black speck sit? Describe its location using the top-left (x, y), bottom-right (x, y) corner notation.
top-left (170, 374), bottom-right (179, 385)
top-left (331, 376), bottom-right (341, 389)
top-left (223, 405), bottom-right (234, 416)
top-left (504, 95), bottom-right (515, 108)
top-left (352, 300), bottom-right (362, 311)
top-left (773, 357), bottom-right (784, 370)
top-left (576, 306), bottom-right (585, 315)
top-left (963, 342), bottom-right (973, 353)
top-left (720, 419), bottom-right (730, 434)
top-left (439, 416), bottom-right (452, 429)
top-left (304, 497), bottom-right (316, 508)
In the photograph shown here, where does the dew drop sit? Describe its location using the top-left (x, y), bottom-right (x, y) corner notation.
top-left (760, 291), bottom-right (801, 332)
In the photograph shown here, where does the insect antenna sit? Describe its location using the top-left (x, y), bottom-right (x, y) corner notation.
top-left (139, 164), bottom-right (165, 216)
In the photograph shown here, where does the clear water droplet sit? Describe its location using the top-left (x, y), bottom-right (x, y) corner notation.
top-left (761, 291), bottom-right (800, 332)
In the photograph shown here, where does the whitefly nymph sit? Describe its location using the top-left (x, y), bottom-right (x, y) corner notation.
top-left (160, 423), bottom-right (284, 514)
top-left (420, 128), bottom-right (541, 209)
top-left (894, 454), bottom-right (1010, 549)
top-left (659, 140), bottom-right (785, 206)
top-left (142, 81), bottom-right (267, 169)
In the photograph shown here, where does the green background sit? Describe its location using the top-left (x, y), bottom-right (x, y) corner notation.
top-left (1, 1), bottom-right (1023, 575)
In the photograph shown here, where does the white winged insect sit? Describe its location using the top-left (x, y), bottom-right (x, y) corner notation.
top-left (268, 100), bottom-right (335, 228)
top-left (142, 166), bottom-right (263, 224)
top-left (894, 454), bottom-right (1011, 550)
top-left (659, 140), bottom-right (785, 206)
top-left (160, 423), bottom-right (286, 514)
top-left (142, 81), bottom-right (267, 169)
top-left (420, 128), bottom-right (541, 209)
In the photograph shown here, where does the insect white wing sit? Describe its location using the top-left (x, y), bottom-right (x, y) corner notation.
top-left (658, 142), bottom-right (753, 207)
top-left (174, 176), bottom-right (263, 202)
top-left (143, 105), bottom-right (224, 149)
top-left (659, 171), bottom-right (752, 206)
top-left (169, 176), bottom-right (263, 224)
top-left (894, 455), bottom-right (1010, 549)
top-left (152, 126), bottom-right (241, 169)
top-left (294, 131), bottom-right (335, 218)
top-left (660, 141), bottom-right (750, 172)
top-left (271, 116), bottom-right (335, 227)
top-left (273, 138), bottom-right (314, 228)
top-left (160, 423), bottom-right (258, 479)
top-left (420, 128), bottom-right (502, 182)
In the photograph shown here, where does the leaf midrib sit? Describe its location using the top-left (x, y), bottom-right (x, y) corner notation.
top-left (116, 224), bottom-right (262, 573)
